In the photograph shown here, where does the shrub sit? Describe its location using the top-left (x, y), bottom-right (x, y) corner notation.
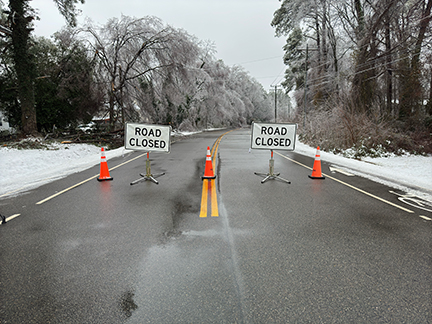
top-left (296, 94), bottom-right (432, 157)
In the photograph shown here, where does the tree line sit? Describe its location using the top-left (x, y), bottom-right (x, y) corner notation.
top-left (272, 0), bottom-right (432, 154)
top-left (0, 2), bottom-right (273, 136)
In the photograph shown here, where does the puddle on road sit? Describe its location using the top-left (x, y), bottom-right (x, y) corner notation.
top-left (183, 229), bottom-right (220, 237)
top-left (125, 240), bottom-right (237, 323)
top-left (120, 290), bottom-right (138, 318)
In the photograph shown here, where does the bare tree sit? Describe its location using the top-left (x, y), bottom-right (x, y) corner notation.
top-left (81, 15), bottom-right (181, 129)
top-left (272, 0), bottom-right (343, 109)
top-left (398, 0), bottom-right (432, 121)
top-left (81, 15), bottom-right (272, 130)
top-left (81, 15), bottom-right (224, 130)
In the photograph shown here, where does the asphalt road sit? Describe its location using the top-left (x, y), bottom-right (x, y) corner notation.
top-left (1, 128), bottom-right (431, 323)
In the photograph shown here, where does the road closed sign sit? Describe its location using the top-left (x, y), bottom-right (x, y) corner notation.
top-left (125, 123), bottom-right (171, 152)
top-left (251, 122), bottom-right (297, 151)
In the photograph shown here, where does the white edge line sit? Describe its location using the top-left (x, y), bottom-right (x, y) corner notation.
top-left (0, 214), bottom-right (21, 225)
top-left (36, 176), bottom-right (97, 205)
top-left (329, 166), bottom-right (355, 176)
top-left (35, 152), bottom-right (148, 205)
top-left (7, 214), bottom-right (20, 221)
top-left (275, 151), bottom-right (414, 214)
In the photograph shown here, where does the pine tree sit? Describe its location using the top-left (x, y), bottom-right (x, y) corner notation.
top-left (8, 0), bottom-right (83, 136)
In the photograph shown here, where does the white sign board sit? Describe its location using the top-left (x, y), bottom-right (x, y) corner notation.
top-left (251, 122), bottom-right (297, 151)
top-left (125, 123), bottom-right (171, 152)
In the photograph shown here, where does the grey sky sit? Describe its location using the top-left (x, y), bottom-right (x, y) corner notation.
top-left (31, 0), bottom-right (286, 88)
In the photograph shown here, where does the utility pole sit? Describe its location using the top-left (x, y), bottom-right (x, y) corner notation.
top-left (303, 44), bottom-right (308, 130)
top-left (270, 84), bottom-right (280, 122)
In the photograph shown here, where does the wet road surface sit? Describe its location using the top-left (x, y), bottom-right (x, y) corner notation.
top-left (1, 128), bottom-right (431, 323)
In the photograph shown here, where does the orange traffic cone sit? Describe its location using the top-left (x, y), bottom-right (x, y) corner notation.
top-left (97, 147), bottom-right (113, 181)
top-left (309, 146), bottom-right (325, 179)
top-left (202, 146), bottom-right (216, 180)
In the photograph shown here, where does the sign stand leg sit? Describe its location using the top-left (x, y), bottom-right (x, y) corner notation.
top-left (130, 152), bottom-right (165, 185)
top-left (254, 150), bottom-right (290, 184)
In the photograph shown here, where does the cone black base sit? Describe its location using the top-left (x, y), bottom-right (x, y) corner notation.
top-left (202, 175), bottom-right (216, 180)
top-left (308, 175), bottom-right (325, 179)
top-left (97, 177), bottom-right (113, 181)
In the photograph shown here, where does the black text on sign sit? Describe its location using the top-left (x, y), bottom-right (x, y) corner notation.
top-left (251, 122), bottom-right (297, 151)
top-left (125, 123), bottom-right (171, 152)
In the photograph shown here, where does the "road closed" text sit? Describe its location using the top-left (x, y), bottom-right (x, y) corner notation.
top-left (251, 123), bottom-right (297, 151)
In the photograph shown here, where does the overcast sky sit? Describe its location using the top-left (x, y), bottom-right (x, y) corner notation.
top-left (31, 0), bottom-right (287, 88)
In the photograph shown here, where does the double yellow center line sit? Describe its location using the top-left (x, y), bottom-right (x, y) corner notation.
top-left (199, 130), bottom-right (232, 218)
top-left (200, 179), bottom-right (219, 217)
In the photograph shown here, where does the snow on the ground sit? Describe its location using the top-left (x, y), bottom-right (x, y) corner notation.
top-left (0, 141), bottom-right (128, 198)
top-left (294, 143), bottom-right (432, 202)
top-left (1, 133), bottom-right (431, 202)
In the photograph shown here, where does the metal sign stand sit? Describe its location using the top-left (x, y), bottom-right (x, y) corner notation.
top-left (254, 150), bottom-right (291, 184)
top-left (130, 152), bottom-right (165, 185)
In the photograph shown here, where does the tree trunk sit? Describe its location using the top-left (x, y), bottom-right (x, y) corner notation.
top-left (411, 0), bottom-right (432, 74)
top-left (354, 0), bottom-right (365, 40)
top-left (385, 16), bottom-right (392, 116)
top-left (411, 0), bottom-right (432, 114)
top-left (10, 0), bottom-right (38, 136)
top-left (351, 0), bottom-right (371, 113)
top-left (428, 72), bottom-right (432, 116)
top-left (109, 89), bottom-right (115, 131)
top-left (321, 0), bottom-right (328, 74)
top-left (399, 0), bottom-right (432, 120)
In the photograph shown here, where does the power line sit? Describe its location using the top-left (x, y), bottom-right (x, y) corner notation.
top-left (304, 52), bottom-right (418, 88)
top-left (235, 56), bottom-right (283, 66)
top-left (270, 67), bottom-right (286, 85)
